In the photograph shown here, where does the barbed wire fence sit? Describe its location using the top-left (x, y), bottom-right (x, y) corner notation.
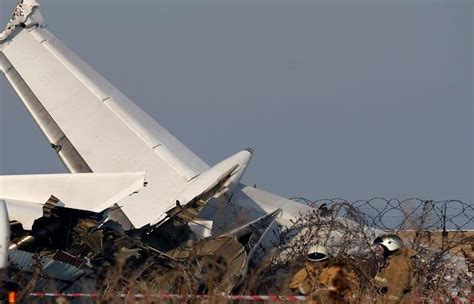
top-left (290, 197), bottom-right (473, 231)
top-left (242, 197), bottom-right (473, 299)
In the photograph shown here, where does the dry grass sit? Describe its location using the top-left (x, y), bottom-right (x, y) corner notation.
top-left (2, 200), bottom-right (472, 303)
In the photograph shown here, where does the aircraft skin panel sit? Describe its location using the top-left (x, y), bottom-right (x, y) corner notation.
top-left (1, 26), bottom-right (208, 180)
top-left (237, 185), bottom-right (312, 224)
top-left (2, 199), bottom-right (45, 230)
top-left (38, 27), bottom-right (209, 178)
top-left (0, 52), bottom-right (92, 173)
top-left (201, 184), bottom-right (312, 233)
top-left (0, 200), bottom-right (9, 268)
top-left (38, 26), bottom-right (210, 178)
top-left (0, 172), bottom-right (147, 212)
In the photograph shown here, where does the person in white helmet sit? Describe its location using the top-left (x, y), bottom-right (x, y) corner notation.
top-left (372, 234), bottom-right (417, 304)
top-left (289, 244), bottom-right (359, 303)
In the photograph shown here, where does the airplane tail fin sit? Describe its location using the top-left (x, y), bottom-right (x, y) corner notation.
top-left (0, 0), bottom-right (93, 173)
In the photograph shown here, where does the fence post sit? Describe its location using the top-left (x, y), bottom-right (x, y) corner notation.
top-left (441, 203), bottom-right (448, 251)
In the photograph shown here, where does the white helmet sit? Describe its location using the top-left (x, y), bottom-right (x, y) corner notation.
top-left (373, 234), bottom-right (404, 252)
top-left (307, 244), bottom-right (329, 262)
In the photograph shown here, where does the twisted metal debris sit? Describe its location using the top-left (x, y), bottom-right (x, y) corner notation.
top-left (2, 197), bottom-right (473, 302)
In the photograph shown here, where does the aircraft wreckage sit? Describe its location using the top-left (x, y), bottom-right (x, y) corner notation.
top-left (0, 0), bottom-right (313, 293)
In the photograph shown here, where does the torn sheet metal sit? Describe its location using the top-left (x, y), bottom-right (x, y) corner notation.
top-left (165, 236), bottom-right (247, 294)
top-left (8, 249), bottom-right (86, 282)
top-left (189, 220), bottom-right (213, 239)
top-left (225, 208), bottom-right (282, 261)
top-left (2, 199), bottom-right (43, 230)
top-left (0, 0), bottom-right (43, 42)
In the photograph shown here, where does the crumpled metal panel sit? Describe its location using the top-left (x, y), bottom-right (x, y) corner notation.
top-left (9, 249), bottom-right (34, 268)
top-left (166, 236), bottom-right (247, 294)
top-left (8, 250), bottom-right (86, 282)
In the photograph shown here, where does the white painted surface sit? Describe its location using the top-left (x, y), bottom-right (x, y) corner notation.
top-left (0, 6), bottom-right (313, 228)
top-left (2, 199), bottom-right (42, 230)
top-left (173, 149), bottom-right (252, 207)
top-left (0, 172), bottom-right (146, 212)
top-left (0, 24), bottom-right (211, 226)
top-left (189, 220), bottom-right (213, 239)
top-left (0, 200), bottom-right (9, 268)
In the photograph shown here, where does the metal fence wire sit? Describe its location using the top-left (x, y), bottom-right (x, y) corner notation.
top-left (2, 197), bottom-right (472, 301)
top-left (239, 197), bottom-right (473, 298)
top-left (290, 197), bottom-right (474, 231)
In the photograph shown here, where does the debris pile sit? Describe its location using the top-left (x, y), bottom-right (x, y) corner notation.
top-left (1, 198), bottom-right (472, 302)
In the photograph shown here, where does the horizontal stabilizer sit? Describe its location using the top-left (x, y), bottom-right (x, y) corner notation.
top-left (0, 172), bottom-right (146, 212)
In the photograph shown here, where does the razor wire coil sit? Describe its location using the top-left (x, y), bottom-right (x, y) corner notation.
top-left (290, 197), bottom-right (473, 231)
